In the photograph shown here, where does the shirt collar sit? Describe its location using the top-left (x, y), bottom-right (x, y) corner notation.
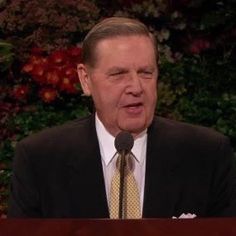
top-left (95, 113), bottom-right (147, 166)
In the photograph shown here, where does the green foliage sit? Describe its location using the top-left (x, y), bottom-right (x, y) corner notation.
top-left (0, 40), bottom-right (14, 72)
top-left (158, 54), bottom-right (236, 148)
top-left (12, 103), bottom-right (89, 139)
top-left (0, 0), bottom-right (235, 216)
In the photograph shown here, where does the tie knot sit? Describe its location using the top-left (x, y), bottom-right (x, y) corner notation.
top-left (116, 154), bottom-right (134, 172)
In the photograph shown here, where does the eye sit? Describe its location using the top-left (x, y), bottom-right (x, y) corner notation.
top-left (138, 70), bottom-right (153, 78)
top-left (110, 71), bottom-right (125, 76)
top-left (109, 70), bottom-right (128, 79)
top-left (143, 71), bottom-right (153, 75)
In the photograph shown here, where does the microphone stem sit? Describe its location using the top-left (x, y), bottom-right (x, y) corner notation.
top-left (119, 150), bottom-right (126, 219)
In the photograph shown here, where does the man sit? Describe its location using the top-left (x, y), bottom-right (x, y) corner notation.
top-left (8, 17), bottom-right (236, 218)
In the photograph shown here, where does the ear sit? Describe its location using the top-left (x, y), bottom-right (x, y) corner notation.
top-left (77, 64), bottom-right (92, 96)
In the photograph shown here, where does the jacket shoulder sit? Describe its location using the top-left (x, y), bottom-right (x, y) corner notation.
top-left (150, 116), bottom-right (231, 152)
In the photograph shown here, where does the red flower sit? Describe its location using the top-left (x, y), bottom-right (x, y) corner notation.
top-left (22, 55), bottom-right (48, 74)
top-left (63, 64), bottom-right (78, 78)
top-left (22, 63), bottom-right (34, 73)
top-left (31, 64), bottom-right (46, 77)
top-left (30, 64), bottom-right (48, 84)
top-left (60, 77), bottom-right (79, 94)
top-left (21, 47), bottom-right (82, 98)
top-left (59, 64), bottom-right (80, 94)
top-left (46, 68), bottom-right (61, 87)
top-left (189, 38), bottom-right (210, 54)
top-left (29, 55), bottom-right (48, 66)
top-left (12, 85), bottom-right (30, 101)
top-left (39, 88), bottom-right (58, 103)
top-left (49, 50), bottom-right (68, 65)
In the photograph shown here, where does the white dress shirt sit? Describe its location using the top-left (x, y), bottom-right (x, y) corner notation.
top-left (95, 114), bottom-right (147, 214)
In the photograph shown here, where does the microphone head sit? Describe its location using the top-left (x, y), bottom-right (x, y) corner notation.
top-left (114, 131), bottom-right (134, 154)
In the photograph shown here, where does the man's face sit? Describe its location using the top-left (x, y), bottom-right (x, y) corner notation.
top-left (78, 35), bottom-right (158, 137)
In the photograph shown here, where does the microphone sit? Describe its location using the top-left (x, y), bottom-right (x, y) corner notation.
top-left (115, 131), bottom-right (134, 154)
top-left (114, 131), bottom-right (134, 219)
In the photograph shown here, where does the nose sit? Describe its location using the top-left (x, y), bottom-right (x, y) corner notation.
top-left (125, 72), bottom-right (143, 96)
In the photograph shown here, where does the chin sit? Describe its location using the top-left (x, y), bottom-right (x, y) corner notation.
top-left (120, 122), bottom-right (147, 135)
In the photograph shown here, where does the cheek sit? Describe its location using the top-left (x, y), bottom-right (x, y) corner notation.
top-left (145, 84), bottom-right (157, 104)
top-left (94, 88), bottom-right (121, 113)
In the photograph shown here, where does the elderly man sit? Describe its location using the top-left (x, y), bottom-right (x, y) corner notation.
top-left (8, 17), bottom-right (236, 218)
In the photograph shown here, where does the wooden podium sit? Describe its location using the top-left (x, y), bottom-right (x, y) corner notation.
top-left (1, 218), bottom-right (236, 236)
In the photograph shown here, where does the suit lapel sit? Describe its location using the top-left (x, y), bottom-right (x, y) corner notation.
top-left (143, 117), bottom-right (182, 218)
top-left (66, 115), bottom-right (109, 218)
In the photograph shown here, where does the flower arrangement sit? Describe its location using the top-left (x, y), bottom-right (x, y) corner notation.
top-left (20, 46), bottom-right (82, 103)
top-left (0, 0), bottom-right (99, 60)
top-left (0, 0), bottom-right (235, 217)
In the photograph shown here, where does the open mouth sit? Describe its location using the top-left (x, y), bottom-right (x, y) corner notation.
top-left (123, 102), bottom-right (143, 114)
top-left (125, 102), bottom-right (143, 108)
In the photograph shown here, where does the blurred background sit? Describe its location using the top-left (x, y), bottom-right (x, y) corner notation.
top-left (0, 0), bottom-right (235, 217)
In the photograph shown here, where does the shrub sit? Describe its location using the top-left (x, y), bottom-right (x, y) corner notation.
top-left (0, 0), bottom-right (235, 217)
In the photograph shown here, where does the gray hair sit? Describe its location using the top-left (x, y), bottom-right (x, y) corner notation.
top-left (81, 17), bottom-right (158, 67)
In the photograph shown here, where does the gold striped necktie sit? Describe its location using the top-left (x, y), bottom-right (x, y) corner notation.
top-left (109, 154), bottom-right (141, 219)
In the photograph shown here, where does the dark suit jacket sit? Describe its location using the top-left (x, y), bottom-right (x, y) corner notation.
top-left (8, 115), bottom-right (236, 218)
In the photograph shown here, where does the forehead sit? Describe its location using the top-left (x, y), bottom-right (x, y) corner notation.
top-left (94, 35), bottom-right (157, 66)
top-left (96, 34), bottom-right (155, 51)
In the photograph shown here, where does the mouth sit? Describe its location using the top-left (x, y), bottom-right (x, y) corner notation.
top-left (123, 102), bottom-right (144, 114)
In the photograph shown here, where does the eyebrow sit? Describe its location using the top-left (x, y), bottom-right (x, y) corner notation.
top-left (106, 65), bottom-right (156, 75)
top-left (106, 67), bottom-right (128, 75)
top-left (138, 66), bottom-right (156, 72)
